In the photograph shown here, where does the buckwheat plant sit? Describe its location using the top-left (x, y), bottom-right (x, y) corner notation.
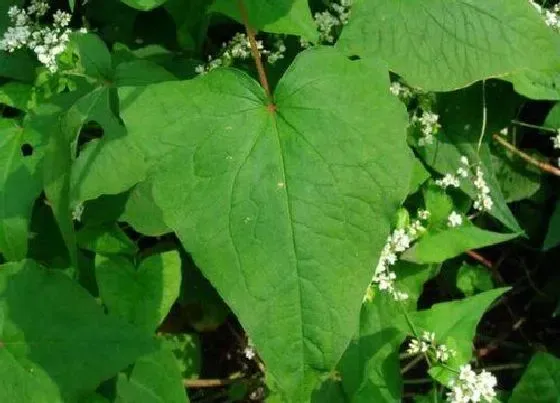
top-left (307, 0), bottom-right (353, 45)
top-left (446, 364), bottom-right (498, 403)
top-left (0, 1), bottom-right (73, 72)
top-left (195, 33), bottom-right (286, 75)
top-left (407, 331), bottom-right (457, 363)
top-left (413, 111), bottom-right (442, 146)
top-left (436, 156), bottom-right (493, 212)
top-left (367, 209), bottom-right (430, 302)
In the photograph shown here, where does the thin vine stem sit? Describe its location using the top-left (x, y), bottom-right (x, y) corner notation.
top-left (511, 119), bottom-right (558, 133)
top-left (237, 0), bottom-right (274, 106)
top-left (493, 134), bottom-right (560, 177)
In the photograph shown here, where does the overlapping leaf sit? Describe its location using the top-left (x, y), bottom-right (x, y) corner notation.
top-left (211, 0), bottom-right (317, 41)
top-left (0, 260), bottom-right (155, 401)
top-left (0, 119), bottom-right (42, 261)
top-left (118, 47), bottom-right (412, 399)
top-left (337, 0), bottom-right (560, 91)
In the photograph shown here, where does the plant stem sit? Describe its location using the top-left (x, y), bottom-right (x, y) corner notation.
top-left (237, 0), bottom-right (274, 105)
top-left (493, 134), bottom-right (560, 177)
top-left (511, 120), bottom-right (557, 133)
top-left (184, 377), bottom-right (240, 388)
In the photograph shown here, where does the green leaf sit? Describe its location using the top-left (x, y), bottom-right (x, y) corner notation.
top-left (491, 148), bottom-right (541, 203)
top-left (545, 102), bottom-right (560, 128)
top-left (506, 69), bottom-right (560, 100)
top-left (418, 81), bottom-right (523, 232)
top-left (41, 87), bottom-right (114, 267)
top-left (337, 0), bottom-right (560, 91)
top-left (544, 198), bottom-right (560, 251)
top-left (403, 224), bottom-right (519, 264)
top-left (509, 352), bottom-right (560, 403)
top-left (96, 251), bottom-right (182, 333)
top-left (72, 34), bottom-right (113, 81)
top-left (159, 333), bottom-right (201, 379)
top-left (120, 0), bottom-right (169, 11)
top-left (336, 298), bottom-right (405, 402)
top-left (0, 119), bottom-right (42, 261)
top-left (0, 82), bottom-right (33, 111)
top-left (455, 263), bottom-right (494, 296)
top-left (0, 260), bottom-right (156, 400)
top-left (412, 288), bottom-right (509, 382)
top-left (115, 59), bottom-right (177, 86)
top-left (119, 47), bottom-right (412, 400)
top-left (211, 0), bottom-right (317, 42)
top-left (77, 224), bottom-right (138, 256)
top-left (164, 0), bottom-right (212, 52)
top-left (0, 50), bottom-right (36, 82)
top-left (121, 180), bottom-right (170, 237)
top-left (116, 348), bottom-right (189, 403)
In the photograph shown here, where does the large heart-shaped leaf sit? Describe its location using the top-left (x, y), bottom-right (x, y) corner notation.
top-left (118, 47), bottom-right (412, 399)
top-left (337, 0), bottom-right (560, 91)
top-left (0, 260), bottom-right (156, 400)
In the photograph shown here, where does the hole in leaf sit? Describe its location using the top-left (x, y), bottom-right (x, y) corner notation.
top-left (77, 120), bottom-right (104, 156)
top-left (21, 143), bottom-right (33, 157)
top-left (348, 55), bottom-right (361, 61)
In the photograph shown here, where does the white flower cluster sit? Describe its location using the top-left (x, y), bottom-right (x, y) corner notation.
top-left (311, 0), bottom-right (353, 44)
top-left (530, 1), bottom-right (560, 30)
top-left (447, 211), bottom-right (463, 228)
top-left (370, 210), bottom-right (430, 302)
top-left (407, 331), bottom-right (456, 363)
top-left (435, 156), bottom-right (493, 212)
top-left (195, 33), bottom-right (286, 75)
top-left (552, 129), bottom-right (560, 149)
top-left (72, 203), bottom-right (84, 222)
top-left (390, 81), bottom-right (413, 101)
top-left (446, 364), bottom-right (498, 403)
top-left (413, 111), bottom-right (441, 146)
top-left (0, 1), bottom-right (73, 72)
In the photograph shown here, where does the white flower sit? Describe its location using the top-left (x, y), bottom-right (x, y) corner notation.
top-left (0, 3), bottom-right (76, 72)
top-left (417, 209), bottom-right (430, 220)
top-left (435, 344), bottom-right (455, 362)
top-left (436, 173), bottom-right (461, 189)
top-left (422, 331), bottom-right (435, 343)
top-left (552, 131), bottom-right (560, 149)
top-left (446, 364), bottom-right (497, 403)
top-left (390, 81), bottom-right (413, 100)
top-left (472, 167), bottom-right (493, 212)
top-left (244, 344), bottom-right (256, 360)
top-left (72, 203), bottom-right (84, 222)
top-left (460, 156), bottom-right (470, 166)
top-left (447, 211), bottom-right (463, 228)
top-left (414, 110), bottom-right (441, 147)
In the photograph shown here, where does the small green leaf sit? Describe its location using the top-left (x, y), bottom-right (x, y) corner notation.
top-left (0, 260), bottom-right (156, 400)
top-left (96, 251), bottom-right (182, 333)
top-left (455, 263), bottom-right (494, 296)
top-left (116, 348), bottom-right (189, 403)
top-left (337, 0), bottom-right (560, 91)
top-left (211, 0), bottom-right (317, 41)
top-left (72, 34), bottom-right (113, 81)
top-left (159, 333), bottom-right (201, 379)
top-left (120, 0), bottom-right (168, 11)
top-left (403, 224), bottom-right (519, 264)
top-left (121, 180), bottom-right (170, 237)
top-left (413, 288), bottom-right (510, 381)
top-left (509, 352), bottom-right (560, 403)
top-left (77, 224), bottom-right (138, 256)
top-left (0, 82), bottom-right (33, 111)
